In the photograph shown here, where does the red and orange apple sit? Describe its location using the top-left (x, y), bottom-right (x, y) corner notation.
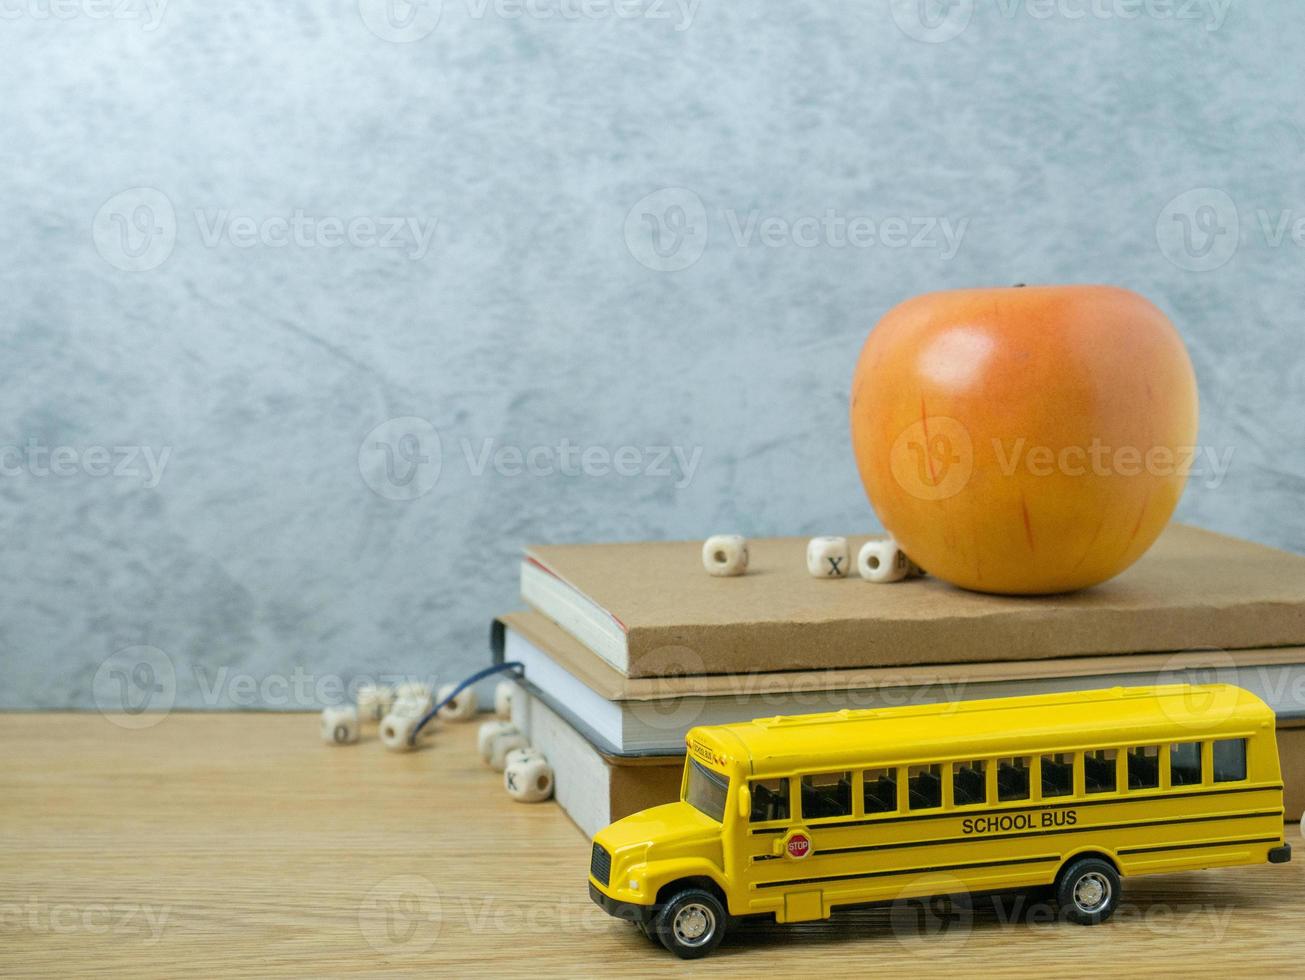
top-left (850, 284), bottom-right (1199, 594)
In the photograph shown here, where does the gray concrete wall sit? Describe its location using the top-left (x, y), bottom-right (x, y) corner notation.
top-left (1, 0), bottom-right (1301, 709)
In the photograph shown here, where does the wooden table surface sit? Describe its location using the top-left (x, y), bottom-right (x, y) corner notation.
top-left (2, 713), bottom-right (1301, 978)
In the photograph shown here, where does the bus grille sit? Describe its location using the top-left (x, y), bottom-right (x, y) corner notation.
top-left (590, 843), bottom-right (611, 886)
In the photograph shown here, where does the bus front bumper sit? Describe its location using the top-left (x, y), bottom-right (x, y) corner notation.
top-left (589, 881), bottom-right (656, 926)
top-left (1268, 842), bottom-right (1292, 864)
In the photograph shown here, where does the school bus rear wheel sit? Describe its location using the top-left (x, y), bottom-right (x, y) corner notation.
top-left (1056, 857), bottom-right (1121, 925)
top-left (653, 888), bottom-right (726, 959)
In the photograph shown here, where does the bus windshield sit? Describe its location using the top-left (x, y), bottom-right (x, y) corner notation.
top-left (684, 759), bottom-right (729, 822)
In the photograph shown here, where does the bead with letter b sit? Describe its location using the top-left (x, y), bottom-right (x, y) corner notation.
top-left (858, 538), bottom-right (912, 583)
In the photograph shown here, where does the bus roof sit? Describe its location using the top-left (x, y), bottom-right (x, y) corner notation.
top-left (688, 684), bottom-right (1274, 776)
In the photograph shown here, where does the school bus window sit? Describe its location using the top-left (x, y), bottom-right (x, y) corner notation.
top-left (685, 760), bottom-right (729, 822)
top-left (1084, 749), bottom-right (1118, 794)
top-left (952, 759), bottom-right (987, 806)
top-left (749, 777), bottom-right (790, 822)
top-left (1128, 745), bottom-right (1160, 789)
top-left (907, 763), bottom-right (942, 810)
top-left (1041, 753), bottom-right (1074, 798)
top-left (862, 767), bottom-right (897, 814)
top-left (801, 771), bottom-right (852, 819)
top-left (997, 756), bottom-right (1030, 802)
top-left (1170, 741), bottom-right (1203, 787)
top-left (1212, 738), bottom-right (1247, 783)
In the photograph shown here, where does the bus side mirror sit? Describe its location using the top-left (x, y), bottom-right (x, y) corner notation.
top-left (738, 785), bottom-right (751, 820)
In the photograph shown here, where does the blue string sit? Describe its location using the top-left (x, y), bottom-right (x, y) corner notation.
top-left (411, 661), bottom-right (524, 739)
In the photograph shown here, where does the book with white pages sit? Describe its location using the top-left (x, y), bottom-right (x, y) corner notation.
top-left (491, 610), bottom-right (1305, 757)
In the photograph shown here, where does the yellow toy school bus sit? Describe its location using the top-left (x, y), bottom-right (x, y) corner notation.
top-left (587, 684), bottom-right (1290, 958)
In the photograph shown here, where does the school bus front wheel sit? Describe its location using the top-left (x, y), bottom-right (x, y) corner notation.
top-left (588, 684), bottom-right (1291, 959)
top-left (649, 887), bottom-right (727, 958)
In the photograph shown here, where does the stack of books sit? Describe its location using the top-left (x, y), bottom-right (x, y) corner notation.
top-left (492, 525), bottom-right (1305, 839)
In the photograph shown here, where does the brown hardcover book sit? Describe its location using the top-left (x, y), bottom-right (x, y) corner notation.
top-left (499, 609), bottom-right (1305, 704)
top-left (522, 524), bottom-right (1305, 678)
top-left (1278, 718), bottom-right (1305, 823)
top-left (497, 609), bottom-right (1305, 763)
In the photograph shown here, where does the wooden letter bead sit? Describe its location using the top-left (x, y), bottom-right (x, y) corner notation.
top-left (320, 706), bottom-right (359, 745)
top-left (391, 681), bottom-right (434, 718)
top-left (494, 681), bottom-right (516, 720)
top-left (504, 756), bottom-right (554, 803)
top-left (356, 684), bottom-right (393, 722)
top-left (487, 732), bottom-right (530, 772)
top-left (702, 534), bottom-right (748, 577)
top-left (436, 683), bottom-right (478, 722)
top-left (858, 537), bottom-right (912, 583)
top-left (478, 720), bottom-right (518, 761)
top-left (504, 746), bottom-right (545, 770)
top-left (379, 712), bottom-right (421, 752)
top-left (806, 536), bottom-right (850, 578)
